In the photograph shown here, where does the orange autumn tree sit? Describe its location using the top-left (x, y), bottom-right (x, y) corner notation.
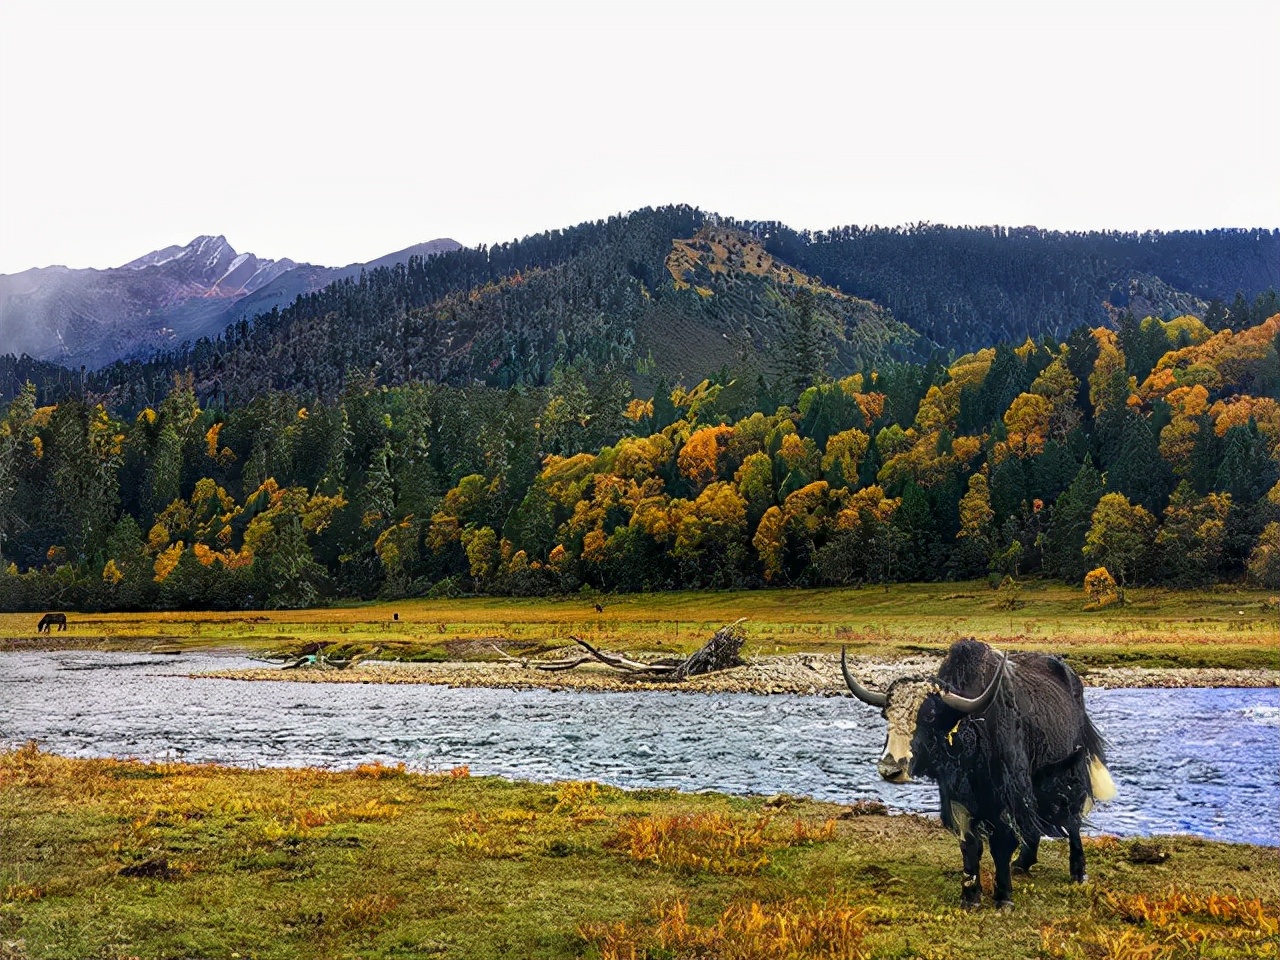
top-left (677, 425), bottom-right (733, 490)
top-left (1158, 385), bottom-right (1211, 477)
top-left (673, 482), bottom-right (749, 582)
top-left (1000, 393), bottom-right (1053, 459)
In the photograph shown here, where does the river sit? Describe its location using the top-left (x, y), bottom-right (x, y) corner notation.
top-left (1, 651), bottom-right (1276, 845)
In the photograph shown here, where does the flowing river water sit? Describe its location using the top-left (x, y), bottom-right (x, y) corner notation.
top-left (1, 651), bottom-right (1276, 846)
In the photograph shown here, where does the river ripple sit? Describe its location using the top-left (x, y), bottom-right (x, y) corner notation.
top-left (1, 651), bottom-right (1275, 846)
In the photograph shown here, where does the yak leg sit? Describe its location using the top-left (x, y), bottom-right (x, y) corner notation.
top-left (1068, 825), bottom-right (1087, 883)
top-left (959, 833), bottom-right (984, 909)
top-left (990, 824), bottom-right (1019, 910)
top-left (1014, 834), bottom-right (1040, 873)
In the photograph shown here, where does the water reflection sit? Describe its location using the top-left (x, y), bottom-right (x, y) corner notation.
top-left (1, 651), bottom-right (1275, 845)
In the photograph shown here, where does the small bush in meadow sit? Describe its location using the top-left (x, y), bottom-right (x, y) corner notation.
top-left (1084, 567), bottom-right (1121, 609)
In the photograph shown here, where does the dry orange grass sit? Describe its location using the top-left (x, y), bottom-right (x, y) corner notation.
top-left (605, 812), bottom-right (836, 875)
top-left (1041, 886), bottom-right (1280, 959)
top-left (581, 897), bottom-right (874, 960)
top-left (664, 227), bottom-right (846, 300)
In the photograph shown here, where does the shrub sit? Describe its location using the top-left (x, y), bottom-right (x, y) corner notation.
top-left (1084, 566), bottom-right (1120, 609)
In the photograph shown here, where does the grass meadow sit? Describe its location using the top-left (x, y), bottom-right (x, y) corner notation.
top-left (2, 582), bottom-right (1277, 957)
top-left (1, 746), bottom-right (1276, 960)
top-left (2, 580), bottom-right (1277, 671)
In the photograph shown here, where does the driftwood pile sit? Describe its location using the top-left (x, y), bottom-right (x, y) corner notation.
top-left (275, 644), bottom-right (381, 671)
top-left (496, 619), bottom-right (747, 682)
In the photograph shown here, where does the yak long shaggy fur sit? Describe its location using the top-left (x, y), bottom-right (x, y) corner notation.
top-left (911, 639), bottom-right (1108, 846)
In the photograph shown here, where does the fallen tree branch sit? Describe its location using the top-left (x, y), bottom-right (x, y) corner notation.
top-left (567, 636), bottom-right (679, 673)
top-left (521, 620), bottom-right (748, 681)
top-left (489, 643), bottom-right (528, 667)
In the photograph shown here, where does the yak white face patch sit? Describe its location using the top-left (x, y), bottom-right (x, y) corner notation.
top-left (879, 678), bottom-right (937, 776)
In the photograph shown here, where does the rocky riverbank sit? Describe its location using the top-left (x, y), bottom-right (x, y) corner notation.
top-left (197, 653), bottom-right (1280, 694)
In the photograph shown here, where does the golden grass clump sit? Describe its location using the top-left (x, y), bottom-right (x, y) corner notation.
top-left (2, 883), bottom-right (44, 904)
top-left (1041, 885), bottom-right (1280, 959)
top-left (351, 761), bottom-right (406, 779)
top-left (1105, 887), bottom-right (1278, 934)
top-left (605, 813), bottom-right (836, 875)
top-left (448, 807), bottom-right (542, 858)
top-left (0, 740), bottom-right (115, 795)
top-left (1081, 834), bottom-right (1122, 851)
top-left (581, 898), bottom-right (873, 960)
top-left (335, 892), bottom-right (399, 931)
top-left (259, 796), bottom-right (403, 840)
top-left (554, 779), bottom-right (610, 824)
top-left (1040, 925), bottom-right (1173, 960)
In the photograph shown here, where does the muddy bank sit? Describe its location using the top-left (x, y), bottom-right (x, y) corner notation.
top-left (197, 653), bottom-right (1280, 694)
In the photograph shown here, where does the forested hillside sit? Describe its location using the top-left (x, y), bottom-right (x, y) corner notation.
top-left (4, 208), bottom-right (1275, 414)
top-left (2, 311), bottom-right (1277, 611)
top-left (755, 221), bottom-right (1280, 349)
top-left (51, 208), bottom-right (933, 410)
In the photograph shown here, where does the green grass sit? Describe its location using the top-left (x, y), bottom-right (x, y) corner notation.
top-left (3, 581), bottom-right (1277, 671)
top-left (1, 747), bottom-right (1276, 960)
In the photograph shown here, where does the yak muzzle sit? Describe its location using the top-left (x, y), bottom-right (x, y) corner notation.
top-left (877, 756), bottom-right (910, 783)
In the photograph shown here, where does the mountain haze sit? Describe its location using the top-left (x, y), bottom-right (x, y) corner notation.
top-left (0, 236), bottom-right (461, 369)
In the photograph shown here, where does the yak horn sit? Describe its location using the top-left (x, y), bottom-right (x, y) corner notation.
top-left (937, 653), bottom-right (1006, 714)
top-left (841, 646), bottom-right (887, 708)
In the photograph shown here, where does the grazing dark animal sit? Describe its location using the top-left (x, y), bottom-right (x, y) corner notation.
top-left (841, 639), bottom-right (1114, 910)
top-left (593, 603), bottom-right (604, 613)
top-left (37, 613), bottom-right (67, 633)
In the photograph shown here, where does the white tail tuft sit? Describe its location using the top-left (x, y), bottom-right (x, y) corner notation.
top-left (1090, 758), bottom-right (1117, 802)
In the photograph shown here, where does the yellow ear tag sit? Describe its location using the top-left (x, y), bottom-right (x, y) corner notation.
top-left (946, 719), bottom-right (962, 747)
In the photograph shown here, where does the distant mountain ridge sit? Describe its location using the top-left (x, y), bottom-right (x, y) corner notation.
top-left (0, 236), bottom-right (461, 369)
top-left (2, 208), bottom-right (1276, 410)
top-left (117, 234), bottom-right (297, 295)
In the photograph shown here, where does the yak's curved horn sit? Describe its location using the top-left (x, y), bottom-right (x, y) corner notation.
top-left (841, 646), bottom-right (887, 708)
top-left (937, 652), bottom-right (1006, 714)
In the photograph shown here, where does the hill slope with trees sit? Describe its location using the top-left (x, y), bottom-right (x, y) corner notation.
top-left (754, 221), bottom-right (1280, 350)
top-left (4, 207), bottom-right (1275, 414)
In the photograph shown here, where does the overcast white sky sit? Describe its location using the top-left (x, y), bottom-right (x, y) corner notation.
top-left (1, 1), bottom-right (1276, 274)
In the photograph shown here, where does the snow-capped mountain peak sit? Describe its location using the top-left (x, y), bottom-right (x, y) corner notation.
top-left (121, 235), bottom-right (233, 271)
top-left (3, 234), bottom-right (460, 369)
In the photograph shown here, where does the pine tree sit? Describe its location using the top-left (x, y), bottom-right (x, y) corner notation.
top-left (1107, 418), bottom-right (1171, 514)
top-left (894, 479), bottom-right (939, 580)
top-left (989, 455), bottom-right (1028, 524)
top-left (1041, 458), bottom-right (1103, 583)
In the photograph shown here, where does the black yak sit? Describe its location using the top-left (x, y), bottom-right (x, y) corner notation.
top-left (37, 613), bottom-right (67, 632)
top-left (841, 639), bottom-right (1114, 909)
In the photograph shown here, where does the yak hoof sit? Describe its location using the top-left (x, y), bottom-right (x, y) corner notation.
top-left (961, 899), bottom-right (981, 911)
top-left (995, 900), bottom-right (1014, 912)
top-left (1072, 873), bottom-right (1089, 884)
top-left (1012, 863), bottom-right (1033, 875)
